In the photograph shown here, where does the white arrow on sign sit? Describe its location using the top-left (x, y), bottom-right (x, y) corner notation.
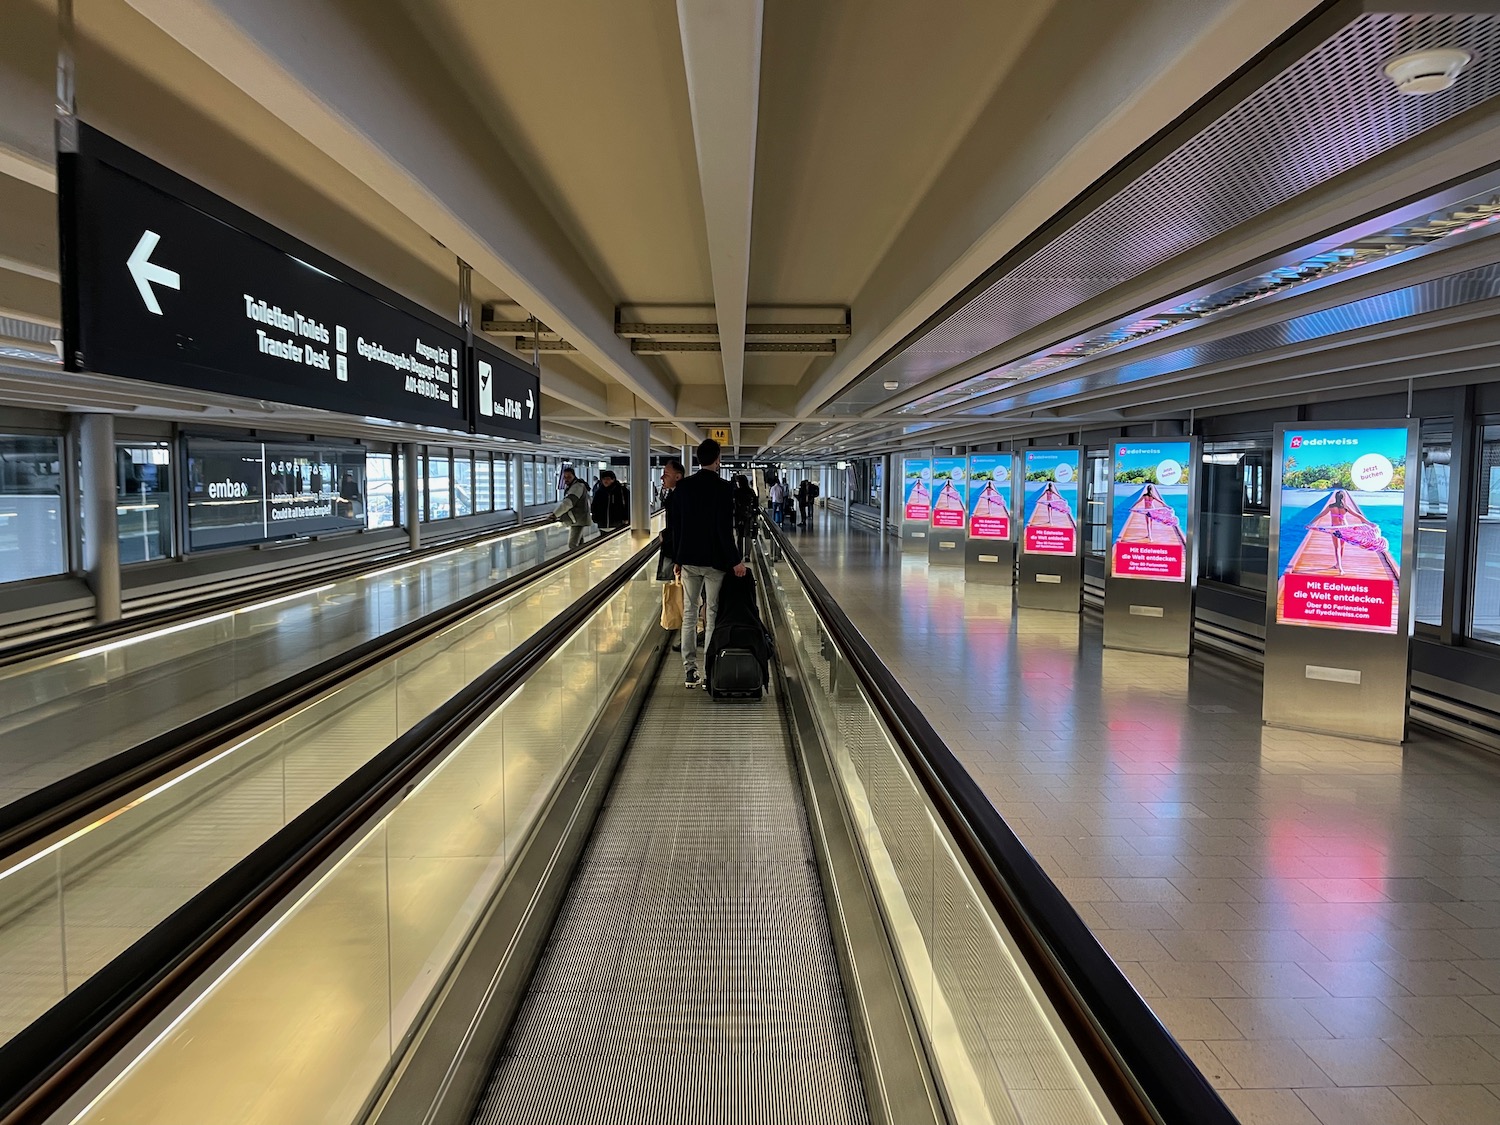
top-left (526, 389), bottom-right (535, 419)
top-left (126, 230), bottom-right (180, 315)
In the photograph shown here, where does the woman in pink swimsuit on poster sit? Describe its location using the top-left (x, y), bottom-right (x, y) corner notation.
top-left (1035, 480), bottom-right (1071, 524)
top-left (972, 479), bottom-right (1008, 518)
top-left (934, 478), bottom-right (964, 512)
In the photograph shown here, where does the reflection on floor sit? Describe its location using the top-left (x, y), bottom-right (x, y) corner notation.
top-left (796, 513), bottom-right (1500, 1125)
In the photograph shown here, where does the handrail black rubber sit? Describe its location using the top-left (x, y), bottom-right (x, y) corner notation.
top-left (0, 525), bottom-right (630, 864)
top-left (0, 514), bottom-right (562, 670)
top-left (0, 533), bottom-right (661, 1125)
top-left (766, 520), bottom-right (1239, 1125)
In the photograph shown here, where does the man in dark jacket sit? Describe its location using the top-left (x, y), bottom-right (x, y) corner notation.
top-left (590, 470), bottom-right (630, 530)
top-left (670, 438), bottom-right (746, 689)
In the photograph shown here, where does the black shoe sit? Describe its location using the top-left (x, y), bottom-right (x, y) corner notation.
top-left (684, 668), bottom-right (700, 689)
top-left (672, 641), bottom-right (682, 651)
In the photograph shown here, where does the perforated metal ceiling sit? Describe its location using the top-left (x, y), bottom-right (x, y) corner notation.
top-left (975, 261), bottom-right (1500, 415)
top-left (834, 11), bottom-right (1500, 413)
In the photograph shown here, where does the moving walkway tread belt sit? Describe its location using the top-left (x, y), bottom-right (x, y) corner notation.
top-left (0, 514), bottom-right (561, 670)
top-left (0, 526), bottom-right (629, 864)
top-left (0, 534), bottom-right (660, 1125)
top-left (469, 653), bottom-right (869, 1125)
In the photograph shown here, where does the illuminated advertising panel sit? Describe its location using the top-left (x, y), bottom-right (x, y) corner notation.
top-left (929, 457), bottom-right (967, 530)
top-left (1109, 441), bottom-right (1192, 582)
top-left (902, 458), bottom-right (932, 522)
top-left (1274, 427), bottom-right (1408, 634)
top-left (967, 454), bottom-right (1013, 541)
top-left (1022, 449), bottom-right (1080, 555)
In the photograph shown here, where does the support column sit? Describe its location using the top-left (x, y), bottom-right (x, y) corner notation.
top-left (878, 454), bottom-right (888, 543)
top-left (681, 442), bottom-right (693, 470)
top-left (629, 418), bottom-right (650, 533)
top-left (79, 413), bottom-right (120, 623)
top-left (403, 442), bottom-right (420, 550)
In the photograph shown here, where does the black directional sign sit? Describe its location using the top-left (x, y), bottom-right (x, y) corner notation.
top-left (469, 336), bottom-right (541, 442)
top-left (60, 125), bottom-right (467, 430)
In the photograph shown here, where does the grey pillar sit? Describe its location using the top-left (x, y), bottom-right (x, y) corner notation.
top-left (511, 452), bottom-right (525, 514)
top-left (79, 413), bottom-right (121, 623)
top-left (878, 453), bottom-right (888, 543)
top-left (403, 442), bottom-right (421, 550)
top-left (843, 464), bottom-right (851, 533)
top-left (681, 442), bottom-right (693, 470)
top-left (629, 418), bottom-right (650, 533)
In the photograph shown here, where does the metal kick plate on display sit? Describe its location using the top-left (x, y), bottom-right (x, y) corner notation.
top-left (978, 554), bottom-right (998, 563)
top-left (1036, 574), bottom-right (1061, 584)
top-left (1306, 665), bottom-right (1362, 685)
top-left (1129, 605), bottom-right (1165, 617)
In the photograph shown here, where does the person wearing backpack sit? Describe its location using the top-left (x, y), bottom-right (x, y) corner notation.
top-left (552, 465), bottom-right (591, 550)
top-left (670, 438), bottom-right (745, 690)
top-left (590, 470), bottom-right (630, 530)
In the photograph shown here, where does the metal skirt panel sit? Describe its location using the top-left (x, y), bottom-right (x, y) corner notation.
top-left (472, 658), bottom-right (870, 1125)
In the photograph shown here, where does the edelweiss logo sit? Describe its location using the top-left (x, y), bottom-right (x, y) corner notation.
top-left (1290, 435), bottom-right (1304, 449)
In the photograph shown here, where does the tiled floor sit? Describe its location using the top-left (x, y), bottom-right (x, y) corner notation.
top-left (795, 515), bottom-right (1500, 1125)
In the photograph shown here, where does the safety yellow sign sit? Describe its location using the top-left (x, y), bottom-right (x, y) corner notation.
top-left (707, 426), bottom-right (731, 444)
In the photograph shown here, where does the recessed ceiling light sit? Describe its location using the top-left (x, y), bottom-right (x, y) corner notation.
top-left (883, 380), bottom-right (899, 391)
top-left (1383, 48), bottom-right (1471, 96)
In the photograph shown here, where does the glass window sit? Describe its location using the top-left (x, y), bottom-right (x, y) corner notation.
top-left (1416, 418), bottom-right (1452, 627)
top-left (426, 447), bottom-right (451, 521)
top-left (495, 454), bottom-right (513, 511)
top-left (474, 453), bottom-right (493, 514)
top-left (1199, 438), bottom-right (1273, 591)
top-left (116, 441), bottom-right (173, 563)
top-left (0, 433), bottom-right (66, 583)
top-left (453, 450), bottom-right (474, 518)
top-left (185, 437), bottom-right (365, 551)
top-left (1084, 450), bottom-right (1109, 558)
top-left (522, 456), bottom-right (546, 506)
top-left (1471, 419), bottom-right (1500, 645)
top-left (365, 452), bottom-right (395, 529)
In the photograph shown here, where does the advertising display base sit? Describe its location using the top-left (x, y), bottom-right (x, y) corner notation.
top-left (1262, 420), bottom-right (1417, 744)
top-left (965, 539), bottom-right (1015, 585)
top-left (903, 521), bottom-right (928, 542)
top-left (1262, 627), bottom-right (1410, 743)
top-left (1016, 554), bottom-right (1081, 612)
top-left (928, 528), bottom-right (965, 566)
top-left (1103, 577), bottom-right (1193, 657)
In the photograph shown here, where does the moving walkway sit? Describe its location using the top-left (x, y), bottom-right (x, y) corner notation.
top-left (0, 524), bottom-right (649, 1053)
top-left (0, 518), bottom-right (609, 812)
top-left (0, 521), bottom-right (1236, 1125)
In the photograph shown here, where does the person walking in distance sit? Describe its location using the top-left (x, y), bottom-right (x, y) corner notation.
top-left (590, 470), bottom-right (630, 530)
top-left (552, 465), bottom-right (592, 550)
top-left (768, 477), bottom-right (785, 526)
top-left (671, 438), bottom-right (746, 689)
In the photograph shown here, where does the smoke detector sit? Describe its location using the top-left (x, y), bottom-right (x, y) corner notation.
top-left (883, 380), bottom-right (899, 391)
top-left (1383, 48), bottom-right (1472, 95)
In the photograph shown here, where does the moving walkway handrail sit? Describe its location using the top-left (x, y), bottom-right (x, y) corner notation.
top-left (0, 532), bottom-right (661, 1125)
top-left (0, 525), bottom-right (629, 866)
top-left (0, 513), bottom-right (560, 670)
top-left (765, 520), bottom-right (1237, 1125)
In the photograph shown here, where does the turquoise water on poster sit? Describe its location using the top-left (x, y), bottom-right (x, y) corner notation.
top-left (1110, 485), bottom-right (1189, 544)
top-left (931, 457), bottom-right (967, 518)
top-left (1022, 450), bottom-right (1080, 524)
top-left (1276, 427), bottom-right (1409, 576)
top-left (1276, 490), bottom-right (1406, 576)
top-left (1023, 479), bottom-right (1079, 524)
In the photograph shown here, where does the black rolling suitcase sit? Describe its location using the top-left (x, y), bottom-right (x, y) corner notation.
top-left (707, 623), bottom-right (765, 700)
top-left (706, 571), bottom-right (770, 701)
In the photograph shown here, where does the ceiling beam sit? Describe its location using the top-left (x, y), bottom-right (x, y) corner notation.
top-left (123, 0), bottom-right (682, 421)
top-left (675, 0), bottom-right (763, 424)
